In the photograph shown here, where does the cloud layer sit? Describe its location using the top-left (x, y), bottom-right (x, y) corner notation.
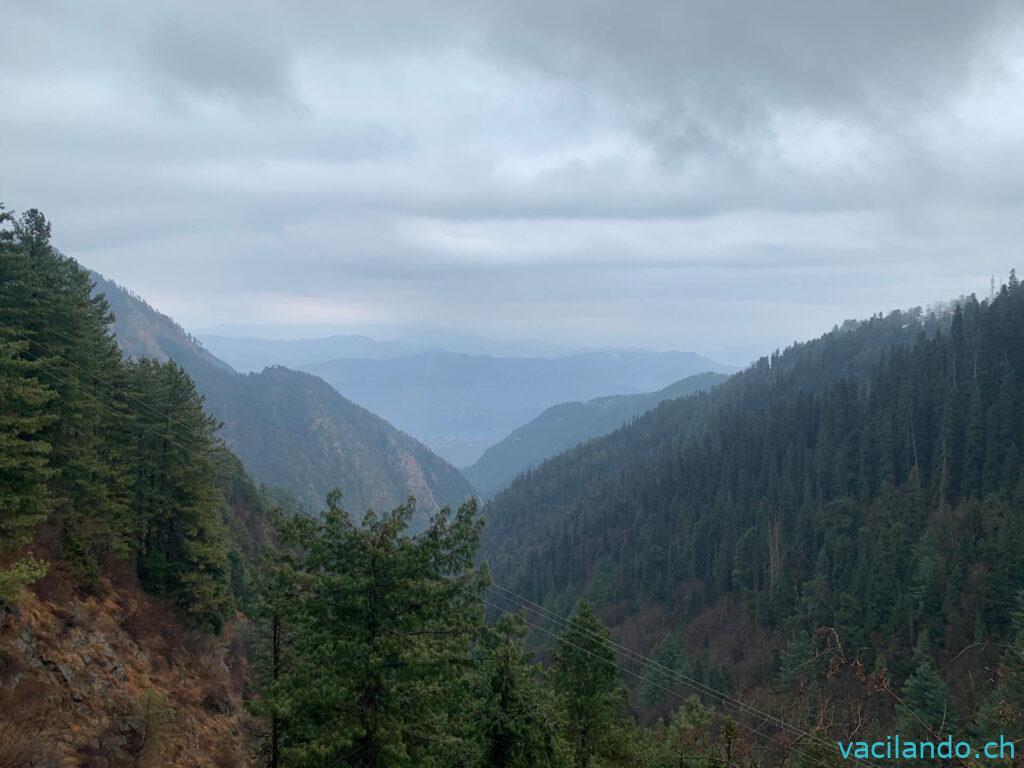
top-left (2, 1), bottom-right (1023, 363)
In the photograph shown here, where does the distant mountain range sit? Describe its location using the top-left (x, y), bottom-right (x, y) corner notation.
top-left (198, 323), bottom-right (579, 358)
top-left (92, 274), bottom-right (474, 522)
top-left (302, 351), bottom-right (738, 466)
top-left (197, 333), bottom-right (428, 372)
top-left (464, 371), bottom-right (730, 498)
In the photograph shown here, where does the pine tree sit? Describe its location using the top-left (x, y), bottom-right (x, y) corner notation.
top-left (548, 600), bottom-right (633, 768)
top-left (0, 205), bottom-right (255, 617)
top-left (257, 492), bottom-right (488, 767)
top-left (0, 337), bottom-right (53, 537)
top-left (0, 334), bottom-right (55, 602)
top-left (646, 694), bottom-right (716, 768)
top-left (248, 515), bottom-right (304, 768)
top-left (472, 613), bottom-right (569, 768)
top-left (0, 208), bottom-right (52, 533)
top-left (899, 635), bottom-right (955, 737)
top-left (0, 207), bottom-right (134, 579)
top-left (130, 358), bottom-right (232, 632)
top-left (0, 207), bottom-right (56, 601)
top-left (639, 632), bottom-right (692, 709)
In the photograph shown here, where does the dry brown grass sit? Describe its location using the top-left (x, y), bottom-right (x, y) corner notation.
top-left (0, 679), bottom-right (52, 768)
top-left (0, 576), bottom-right (254, 767)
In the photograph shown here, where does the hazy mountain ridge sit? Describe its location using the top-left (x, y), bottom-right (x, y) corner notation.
top-left (197, 333), bottom-right (430, 371)
top-left (465, 371), bottom-right (730, 498)
top-left (304, 350), bottom-right (737, 466)
top-left (93, 273), bottom-right (474, 519)
top-left (88, 274), bottom-right (234, 375)
top-left (198, 323), bottom-right (580, 358)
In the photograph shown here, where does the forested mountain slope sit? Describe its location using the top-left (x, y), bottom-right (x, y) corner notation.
top-left (1, 208), bottom-right (273, 764)
top-left (483, 280), bottom-right (1024, 730)
top-left (466, 371), bottom-right (729, 498)
top-left (6, 207), bottom-right (1024, 765)
top-left (93, 273), bottom-right (475, 518)
top-left (305, 349), bottom-right (736, 465)
top-left (482, 305), bottom-right (953, 563)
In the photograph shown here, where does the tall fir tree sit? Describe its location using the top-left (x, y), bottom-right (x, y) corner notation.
top-left (0, 207), bottom-right (51, 536)
top-left (548, 601), bottom-right (633, 768)
top-left (899, 635), bottom-right (955, 737)
top-left (471, 613), bottom-right (569, 768)
top-left (645, 695), bottom-right (745, 768)
top-left (0, 207), bottom-right (134, 579)
top-left (0, 333), bottom-right (54, 602)
top-left (256, 492), bottom-right (488, 768)
top-left (130, 358), bottom-right (232, 632)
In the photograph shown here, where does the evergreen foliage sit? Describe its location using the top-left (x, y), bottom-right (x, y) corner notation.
top-left (465, 372), bottom-right (729, 499)
top-left (129, 358), bottom-right (232, 631)
top-left (471, 614), bottom-right (570, 768)
top-left (484, 277), bottom-right (1024, 735)
top-left (637, 633), bottom-right (692, 709)
top-left (643, 695), bottom-right (748, 768)
top-left (0, 206), bottom-right (134, 579)
top-left (898, 635), bottom-right (955, 736)
top-left (253, 492), bottom-right (489, 767)
top-left (0, 314), bottom-right (55, 601)
top-left (548, 601), bottom-right (633, 768)
top-left (6, 204), bottom-right (1024, 764)
top-left (0, 205), bottom-right (248, 626)
top-left (976, 590), bottom-right (1024, 736)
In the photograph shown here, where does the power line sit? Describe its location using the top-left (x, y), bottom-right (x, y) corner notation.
top-left (487, 581), bottom-right (865, 765)
top-left (487, 581), bottom-right (880, 768)
top-left (0, 319), bottom-right (213, 450)
top-left (481, 596), bottom-right (844, 768)
top-left (2, 314), bottom-right (929, 766)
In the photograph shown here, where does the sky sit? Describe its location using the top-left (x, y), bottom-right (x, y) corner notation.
top-left (2, 1), bottom-right (1023, 365)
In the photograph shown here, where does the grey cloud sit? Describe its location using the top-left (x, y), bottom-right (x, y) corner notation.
top-left (479, 1), bottom-right (1014, 122)
top-left (147, 18), bottom-right (294, 102)
top-left (1, 1), bottom-right (1022, 365)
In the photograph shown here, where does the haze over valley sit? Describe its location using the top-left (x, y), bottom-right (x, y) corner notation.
top-left (192, 328), bottom-right (734, 466)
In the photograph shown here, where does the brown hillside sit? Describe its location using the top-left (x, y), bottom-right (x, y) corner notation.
top-left (0, 568), bottom-right (253, 768)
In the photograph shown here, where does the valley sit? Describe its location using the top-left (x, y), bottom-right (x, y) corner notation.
top-left (201, 332), bottom-right (736, 467)
top-left (3, 209), bottom-right (1021, 766)
top-left (93, 273), bottom-right (473, 521)
top-left (3, 5), bottom-right (1023, 764)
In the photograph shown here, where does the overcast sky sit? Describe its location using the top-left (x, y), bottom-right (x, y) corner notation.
top-left (2, 1), bottom-right (1022, 364)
